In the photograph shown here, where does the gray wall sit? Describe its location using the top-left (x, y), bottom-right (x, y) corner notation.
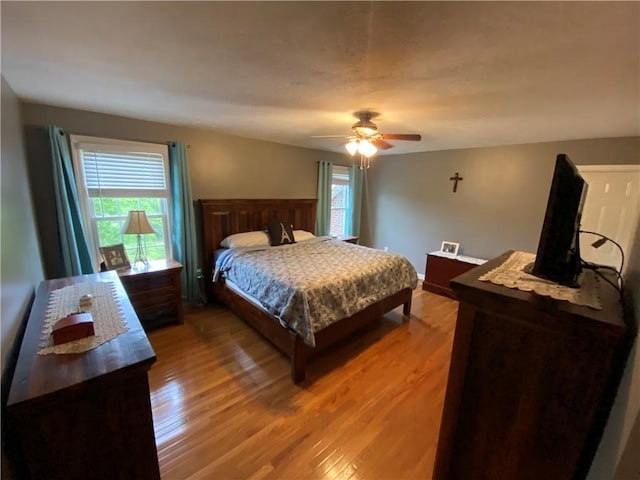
top-left (362, 137), bottom-right (639, 270)
top-left (20, 102), bottom-right (345, 201)
top-left (1, 74), bottom-right (46, 479)
top-left (0, 78), bottom-right (44, 374)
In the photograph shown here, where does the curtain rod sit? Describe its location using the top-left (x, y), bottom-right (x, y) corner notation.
top-left (167, 141), bottom-right (191, 148)
top-left (59, 129), bottom-right (191, 148)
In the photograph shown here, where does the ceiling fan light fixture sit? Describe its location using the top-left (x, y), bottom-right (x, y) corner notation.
top-left (353, 125), bottom-right (378, 136)
top-left (358, 139), bottom-right (377, 157)
top-left (329, 111), bottom-right (421, 162)
top-left (345, 140), bottom-right (358, 156)
top-left (352, 112), bottom-right (378, 136)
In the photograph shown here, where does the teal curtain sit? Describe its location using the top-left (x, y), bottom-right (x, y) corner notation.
top-left (48, 126), bottom-right (94, 276)
top-left (316, 161), bottom-right (333, 235)
top-left (347, 165), bottom-right (364, 236)
top-left (168, 141), bottom-right (199, 302)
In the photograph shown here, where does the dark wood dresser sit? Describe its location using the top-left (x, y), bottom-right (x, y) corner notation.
top-left (422, 251), bottom-right (486, 297)
top-left (118, 259), bottom-right (184, 330)
top-left (7, 271), bottom-right (160, 480)
top-left (433, 251), bottom-right (634, 480)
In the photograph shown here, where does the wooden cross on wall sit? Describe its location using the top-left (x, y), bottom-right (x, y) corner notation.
top-left (450, 172), bottom-right (463, 192)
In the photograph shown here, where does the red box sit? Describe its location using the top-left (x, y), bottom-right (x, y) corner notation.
top-left (52, 312), bottom-right (95, 345)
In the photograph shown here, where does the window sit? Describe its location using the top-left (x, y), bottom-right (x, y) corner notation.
top-left (330, 166), bottom-right (350, 237)
top-left (71, 135), bottom-right (172, 264)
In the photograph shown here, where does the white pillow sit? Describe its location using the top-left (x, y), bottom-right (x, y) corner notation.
top-left (293, 230), bottom-right (316, 242)
top-left (220, 230), bottom-right (270, 248)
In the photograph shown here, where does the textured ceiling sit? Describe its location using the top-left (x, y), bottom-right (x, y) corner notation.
top-left (2, 1), bottom-right (639, 155)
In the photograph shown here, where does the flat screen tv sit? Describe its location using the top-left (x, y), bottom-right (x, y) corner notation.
top-left (527, 154), bottom-right (588, 287)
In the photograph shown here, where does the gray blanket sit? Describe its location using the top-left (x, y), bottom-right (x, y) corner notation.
top-left (215, 237), bottom-right (417, 347)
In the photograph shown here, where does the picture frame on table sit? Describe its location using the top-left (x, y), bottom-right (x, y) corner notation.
top-left (440, 241), bottom-right (460, 256)
top-left (100, 244), bottom-right (131, 270)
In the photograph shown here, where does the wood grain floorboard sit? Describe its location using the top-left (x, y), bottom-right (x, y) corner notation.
top-left (147, 289), bottom-right (458, 479)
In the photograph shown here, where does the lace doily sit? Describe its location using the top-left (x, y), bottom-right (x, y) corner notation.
top-left (39, 282), bottom-right (129, 355)
top-left (479, 251), bottom-right (602, 310)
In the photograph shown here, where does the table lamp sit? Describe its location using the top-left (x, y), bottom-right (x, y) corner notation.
top-left (121, 210), bottom-right (156, 266)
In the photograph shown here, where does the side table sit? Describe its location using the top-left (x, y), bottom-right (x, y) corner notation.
top-left (118, 259), bottom-right (184, 330)
top-left (423, 251), bottom-right (486, 298)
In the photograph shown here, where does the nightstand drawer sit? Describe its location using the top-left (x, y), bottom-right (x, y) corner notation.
top-left (133, 300), bottom-right (177, 315)
top-left (121, 273), bottom-right (174, 291)
top-left (128, 290), bottom-right (176, 309)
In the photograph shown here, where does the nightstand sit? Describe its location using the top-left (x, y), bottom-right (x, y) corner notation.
top-left (337, 235), bottom-right (359, 244)
top-left (422, 252), bottom-right (486, 298)
top-left (118, 259), bottom-right (184, 330)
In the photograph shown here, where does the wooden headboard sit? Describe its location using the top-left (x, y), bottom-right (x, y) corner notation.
top-left (198, 198), bottom-right (317, 298)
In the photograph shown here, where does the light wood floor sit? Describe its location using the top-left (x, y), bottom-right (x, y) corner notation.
top-left (146, 289), bottom-right (458, 479)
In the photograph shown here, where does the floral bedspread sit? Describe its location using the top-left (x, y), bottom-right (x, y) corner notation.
top-left (215, 237), bottom-right (418, 347)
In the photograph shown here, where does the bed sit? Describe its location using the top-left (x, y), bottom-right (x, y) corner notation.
top-left (199, 198), bottom-right (417, 383)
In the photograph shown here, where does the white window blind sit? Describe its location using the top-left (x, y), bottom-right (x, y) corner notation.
top-left (332, 166), bottom-right (350, 185)
top-left (79, 148), bottom-right (168, 198)
top-left (74, 141), bottom-right (168, 197)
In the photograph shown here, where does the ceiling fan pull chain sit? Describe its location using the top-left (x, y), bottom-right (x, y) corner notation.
top-left (359, 154), bottom-right (371, 170)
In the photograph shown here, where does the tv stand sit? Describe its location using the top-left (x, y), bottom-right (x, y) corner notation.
top-left (434, 251), bottom-right (633, 479)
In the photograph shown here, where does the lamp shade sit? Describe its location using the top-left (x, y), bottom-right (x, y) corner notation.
top-left (358, 139), bottom-right (377, 157)
top-left (121, 211), bottom-right (156, 235)
top-left (345, 140), bottom-right (358, 156)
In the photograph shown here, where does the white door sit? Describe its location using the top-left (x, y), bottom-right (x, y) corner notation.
top-left (578, 165), bottom-right (640, 275)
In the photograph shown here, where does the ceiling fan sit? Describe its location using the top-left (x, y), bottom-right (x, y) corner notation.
top-left (312, 111), bottom-right (422, 166)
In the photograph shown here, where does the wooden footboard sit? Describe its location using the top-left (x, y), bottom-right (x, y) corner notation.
top-left (215, 281), bottom-right (413, 383)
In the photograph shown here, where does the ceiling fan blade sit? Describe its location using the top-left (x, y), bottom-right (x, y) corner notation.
top-left (311, 135), bottom-right (348, 138)
top-left (372, 139), bottom-right (394, 150)
top-left (381, 133), bottom-right (422, 141)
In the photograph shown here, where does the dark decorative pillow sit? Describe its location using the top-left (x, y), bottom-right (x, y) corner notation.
top-left (267, 220), bottom-right (296, 246)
